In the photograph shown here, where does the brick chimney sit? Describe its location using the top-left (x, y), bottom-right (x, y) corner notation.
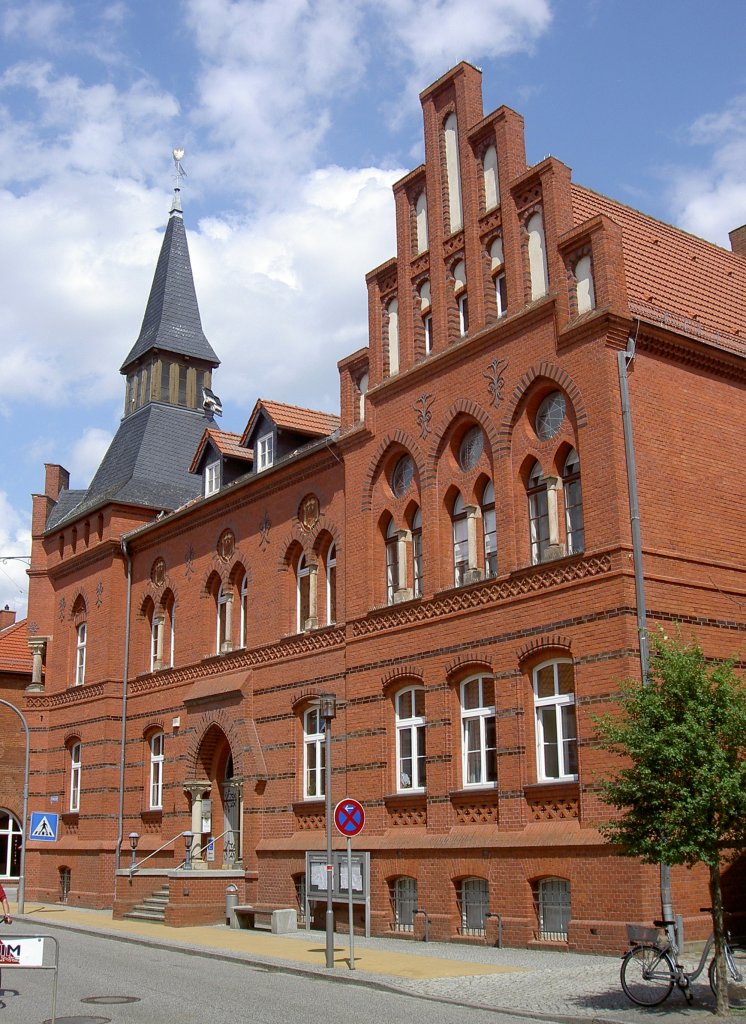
top-left (44, 463), bottom-right (70, 502)
top-left (728, 224), bottom-right (746, 258)
top-left (0, 605), bottom-right (16, 631)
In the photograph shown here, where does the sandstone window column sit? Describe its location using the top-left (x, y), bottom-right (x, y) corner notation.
top-left (463, 506), bottom-right (483, 584)
top-left (152, 615), bottom-right (165, 670)
top-left (304, 563), bottom-right (319, 630)
top-left (544, 476), bottom-right (564, 560)
top-left (393, 529), bottom-right (413, 603)
top-left (27, 637), bottom-right (48, 691)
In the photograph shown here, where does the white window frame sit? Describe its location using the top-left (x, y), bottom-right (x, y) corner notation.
top-left (395, 686), bottom-right (426, 792)
top-left (482, 481), bottom-right (497, 579)
top-left (303, 708), bottom-right (325, 799)
top-left (460, 675), bottom-right (496, 788)
top-left (69, 742), bottom-right (81, 812)
top-left (216, 582), bottom-right (230, 653)
top-left (150, 613), bottom-right (163, 671)
top-left (297, 554), bottom-right (311, 632)
top-left (411, 508), bottom-right (423, 598)
top-left (385, 520), bottom-right (399, 605)
top-left (452, 493), bottom-right (469, 586)
top-left (204, 460), bottom-right (220, 496)
top-left (533, 659), bottom-right (578, 781)
top-left (563, 449), bottom-right (584, 555)
top-left (149, 731), bottom-right (164, 810)
top-left (326, 544), bottom-right (336, 625)
top-left (239, 574), bottom-right (248, 647)
top-left (256, 432), bottom-right (274, 471)
top-left (75, 622), bottom-right (86, 685)
top-left (528, 462), bottom-right (550, 565)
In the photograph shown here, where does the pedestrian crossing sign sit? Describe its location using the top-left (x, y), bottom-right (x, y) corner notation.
top-left (29, 812), bottom-right (59, 842)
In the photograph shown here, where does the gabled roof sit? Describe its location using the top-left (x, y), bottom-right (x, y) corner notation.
top-left (240, 399), bottom-right (340, 447)
top-left (47, 403), bottom-right (208, 530)
top-left (190, 428), bottom-right (254, 474)
top-left (120, 209), bottom-right (219, 373)
top-left (0, 619), bottom-right (32, 675)
top-left (572, 184), bottom-right (746, 351)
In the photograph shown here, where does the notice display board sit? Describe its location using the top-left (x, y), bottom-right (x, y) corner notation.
top-left (304, 850), bottom-right (371, 937)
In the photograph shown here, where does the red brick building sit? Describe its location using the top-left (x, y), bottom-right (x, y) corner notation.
top-left (0, 607), bottom-right (32, 895)
top-left (15, 63), bottom-right (746, 950)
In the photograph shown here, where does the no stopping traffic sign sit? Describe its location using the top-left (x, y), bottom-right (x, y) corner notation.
top-left (334, 798), bottom-right (365, 837)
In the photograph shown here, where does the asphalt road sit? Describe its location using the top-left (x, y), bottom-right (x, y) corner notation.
top-left (0, 920), bottom-right (545, 1024)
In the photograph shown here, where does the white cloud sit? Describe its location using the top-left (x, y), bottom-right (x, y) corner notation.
top-left (0, 491), bottom-right (31, 616)
top-left (668, 95), bottom-right (746, 247)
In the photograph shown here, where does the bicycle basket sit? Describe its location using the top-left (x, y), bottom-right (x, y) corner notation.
top-left (626, 924), bottom-right (665, 947)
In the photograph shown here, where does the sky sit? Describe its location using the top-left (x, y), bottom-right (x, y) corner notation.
top-left (1, 0), bottom-right (746, 617)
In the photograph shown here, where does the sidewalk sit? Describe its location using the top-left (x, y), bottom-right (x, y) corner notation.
top-left (11, 902), bottom-right (729, 1024)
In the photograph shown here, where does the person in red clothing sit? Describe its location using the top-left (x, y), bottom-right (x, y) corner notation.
top-left (0, 881), bottom-right (11, 923)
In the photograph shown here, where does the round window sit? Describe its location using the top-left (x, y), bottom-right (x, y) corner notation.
top-left (535, 391), bottom-right (566, 440)
top-left (391, 455), bottom-right (414, 497)
top-left (459, 426), bottom-right (484, 471)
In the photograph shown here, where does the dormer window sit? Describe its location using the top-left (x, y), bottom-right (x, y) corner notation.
top-left (256, 433), bottom-right (274, 471)
top-left (205, 460), bottom-right (220, 496)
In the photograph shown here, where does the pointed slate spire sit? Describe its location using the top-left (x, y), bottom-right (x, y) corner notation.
top-left (120, 189), bottom-right (219, 374)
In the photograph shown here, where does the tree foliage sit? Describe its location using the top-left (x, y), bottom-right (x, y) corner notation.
top-left (596, 631), bottom-right (746, 866)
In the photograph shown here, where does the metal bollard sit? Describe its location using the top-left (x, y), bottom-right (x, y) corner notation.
top-left (225, 884), bottom-right (239, 926)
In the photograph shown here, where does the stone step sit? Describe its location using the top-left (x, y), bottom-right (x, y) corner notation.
top-left (124, 908), bottom-right (166, 922)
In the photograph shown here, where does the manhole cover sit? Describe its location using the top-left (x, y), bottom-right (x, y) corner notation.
top-left (43, 1017), bottom-right (111, 1024)
top-left (81, 996), bottom-right (141, 1005)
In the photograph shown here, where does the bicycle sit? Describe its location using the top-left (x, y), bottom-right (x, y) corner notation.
top-left (620, 912), bottom-right (745, 1006)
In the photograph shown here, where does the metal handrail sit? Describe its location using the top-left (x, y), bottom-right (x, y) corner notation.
top-left (176, 827), bottom-right (237, 869)
top-left (129, 830), bottom-right (191, 877)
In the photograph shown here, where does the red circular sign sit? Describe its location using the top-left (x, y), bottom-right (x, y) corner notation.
top-left (334, 798), bottom-right (365, 837)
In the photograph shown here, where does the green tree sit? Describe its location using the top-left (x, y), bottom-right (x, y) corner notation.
top-left (596, 631), bottom-right (746, 1015)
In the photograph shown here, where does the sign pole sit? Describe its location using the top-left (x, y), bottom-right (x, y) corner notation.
top-left (347, 837), bottom-right (355, 970)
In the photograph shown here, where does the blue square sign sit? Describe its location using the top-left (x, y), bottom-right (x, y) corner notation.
top-left (29, 812), bottom-right (59, 842)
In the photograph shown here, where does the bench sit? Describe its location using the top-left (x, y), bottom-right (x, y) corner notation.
top-left (231, 904), bottom-right (297, 934)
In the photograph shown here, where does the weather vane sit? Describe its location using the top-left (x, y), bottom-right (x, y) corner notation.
top-left (171, 148), bottom-right (186, 213)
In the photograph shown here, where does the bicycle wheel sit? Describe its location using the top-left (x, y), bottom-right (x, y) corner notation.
top-left (709, 943), bottom-right (744, 998)
top-left (621, 944), bottom-right (676, 1005)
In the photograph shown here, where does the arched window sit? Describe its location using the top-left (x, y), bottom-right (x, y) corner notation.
top-left (453, 259), bottom-right (468, 336)
top-left (527, 211), bottom-right (549, 300)
top-left (419, 280), bottom-right (433, 354)
top-left (149, 731), bottom-right (164, 810)
top-left (537, 878), bottom-right (571, 941)
top-left (459, 877), bottom-right (489, 935)
top-left (481, 480), bottom-right (497, 578)
top-left (303, 707), bottom-right (325, 799)
top-left (533, 660), bottom-right (578, 781)
top-left (444, 113), bottom-right (463, 232)
top-left (0, 811), bottom-right (22, 878)
top-left (527, 461), bottom-right (549, 565)
top-left (563, 449), bottom-right (584, 554)
top-left (415, 191), bottom-right (428, 253)
top-left (390, 876), bottom-right (417, 932)
top-left (150, 610), bottom-right (163, 672)
top-left (326, 544), bottom-right (336, 625)
top-left (490, 237), bottom-right (507, 317)
top-left (411, 508), bottom-right (423, 598)
top-left (69, 741), bottom-right (81, 812)
top-left (395, 686), bottom-right (426, 791)
top-left (216, 582), bottom-right (231, 653)
top-left (452, 492), bottom-right (469, 586)
top-left (483, 144), bottom-right (499, 210)
top-left (164, 592), bottom-right (176, 668)
top-left (574, 255), bottom-right (595, 314)
top-left (460, 675), bottom-right (496, 787)
top-left (357, 371), bottom-right (368, 422)
top-left (75, 621), bottom-right (86, 685)
top-left (297, 554), bottom-right (311, 632)
top-left (239, 573), bottom-right (249, 647)
top-left (385, 519), bottom-right (399, 605)
top-left (387, 298), bottom-right (400, 376)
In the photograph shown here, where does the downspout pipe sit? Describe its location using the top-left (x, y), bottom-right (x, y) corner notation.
top-left (115, 536), bottom-right (133, 873)
top-left (617, 333), bottom-right (674, 934)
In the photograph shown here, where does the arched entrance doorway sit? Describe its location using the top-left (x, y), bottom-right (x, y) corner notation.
top-left (0, 810), bottom-right (22, 879)
top-left (185, 725), bottom-right (242, 868)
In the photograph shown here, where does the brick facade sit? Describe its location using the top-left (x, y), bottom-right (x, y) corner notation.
top-left (11, 62), bottom-right (746, 950)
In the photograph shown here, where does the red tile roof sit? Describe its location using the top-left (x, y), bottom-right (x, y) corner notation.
top-left (0, 619), bottom-right (32, 675)
top-left (572, 184), bottom-right (746, 355)
top-left (190, 428), bottom-right (254, 473)
top-left (241, 399), bottom-right (340, 447)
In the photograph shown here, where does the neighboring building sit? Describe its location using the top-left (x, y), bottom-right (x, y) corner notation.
top-left (15, 63), bottom-right (746, 949)
top-left (0, 607), bottom-right (32, 891)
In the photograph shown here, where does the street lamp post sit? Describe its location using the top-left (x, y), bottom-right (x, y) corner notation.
top-left (183, 830), bottom-right (193, 871)
top-left (0, 699), bottom-right (29, 913)
top-left (318, 693), bottom-right (337, 969)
